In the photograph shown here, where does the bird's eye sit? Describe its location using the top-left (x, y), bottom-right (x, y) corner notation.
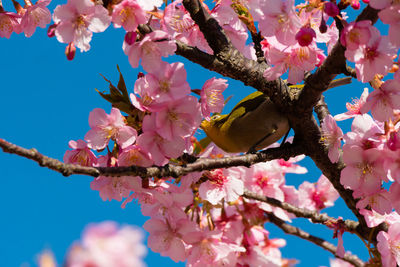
top-left (211, 114), bottom-right (220, 121)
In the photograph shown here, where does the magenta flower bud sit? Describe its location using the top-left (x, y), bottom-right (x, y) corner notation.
top-left (351, 0), bottom-right (360, 9)
top-left (124, 31), bottom-right (137, 45)
top-left (295, 26), bottom-right (316, 47)
top-left (319, 16), bottom-right (327, 33)
top-left (324, 2), bottom-right (339, 17)
top-left (47, 23), bottom-right (57, 38)
top-left (65, 42), bottom-right (76, 61)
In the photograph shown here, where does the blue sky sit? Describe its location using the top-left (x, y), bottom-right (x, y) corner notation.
top-left (0, 1), bottom-right (374, 266)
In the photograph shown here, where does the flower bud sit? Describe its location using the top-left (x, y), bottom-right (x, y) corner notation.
top-left (124, 31), bottom-right (137, 45)
top-left (324, 2), bottom-right (339, 17)
top-left (351, 0), bottom-right (360, 9)
top-left (319, 16), bottom-right (327, 33)
top-left (65, 42), bottom-right (76, 61)
top-left (47, 24), bottom-right (57, 38)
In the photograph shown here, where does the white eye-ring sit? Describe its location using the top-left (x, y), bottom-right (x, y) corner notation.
top-left (211, 114), bottom-right (221, 121)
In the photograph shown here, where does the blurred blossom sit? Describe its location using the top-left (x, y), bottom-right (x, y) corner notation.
top-left (65, 221), bottom-right (147, 267)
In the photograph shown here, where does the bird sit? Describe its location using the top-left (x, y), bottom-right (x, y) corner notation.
top-left (200, 77), bottom-right (352, 153)
top-left (201, 90), bottom-right (289, 153)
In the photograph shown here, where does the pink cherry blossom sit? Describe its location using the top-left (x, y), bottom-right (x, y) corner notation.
top-left (274, 155), bottom-right (308, 174)
top-left (243, 162), bottom-right (285, 201)
top-left (211, 0), bottom-right (248, 52)
top-left (340, 21), bottom-right (372, 51)
top-left (91, 154), bottom-right (141, 203)
top-left (162, 0), bottom-right (211, 53)
top-left (239, 234), bottom-right (286, 266)
top-left (112, 0), bottom-right (147, 32)
top-left (0, 10), bottom-right (21, 38)
top-left (143, 218), bottom-right (198, 262)
top-left (19, 0), bottom-right (51, 37)
top-left (66, 221), bottom-right (146, 267)
top-left (281, 185), bottom-right (300, 208)
top-left (199, 168), bottom-right (244, 205)
top-left (321, 114), bottom-right (343, 163)
top-left (118, 145), bottom-right (153, 167)
top-left (154, 96), bottom-right (202, 140)
top-left (344, 26), bottom-right (396, 83)
top-left (299, 175), bottom-right (339, 210)
top-left (85, 108), bottom-right (137, 150)
top-left (185, 230), bottom-right (245, 267)
top-left (137, 114), bottom-right (186, 165)
top-left (258, 0), bottom-right (301, 46)
top-left (264, 38), bottom-right (320, 84)
top-left (141, 182), bottom-right (193, 221)
top-left (360, 208), bottom-right (388, 228)
top-left (334, 88), bottom-right (369, 121)
top-left (123, 30), bottom-right (176, 72)
top-left (379, 4), bottom-right (400, 47)
top-left (360, 79), bottom-right (400, 122)
top-left (343, 114), bottom-right (384, 150)
top-left (356, 189), bottom-right (392, 214)
top-left (377, 223), bottom-right (400, 267)
top-left (131, 62), bottom-right (191, 111)
top-left (341, 145), bottom-right (387, 197)
top-left (53, 0), bottom-right (111, 52)
top-left (63, 139), bottom-right (97, 166)
top-left (200, 77), bottom-right (227, 120)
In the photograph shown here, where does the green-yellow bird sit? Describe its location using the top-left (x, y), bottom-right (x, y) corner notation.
top-left (200, 77), bottom-right (351, 153)
top-left (201, 91), bottom-right (289, 153)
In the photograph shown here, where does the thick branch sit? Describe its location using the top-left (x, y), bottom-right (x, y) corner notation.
top-left (181, 0), bottom-right (292, 105)
top-left (266, 213), bottom-right (365, 267)
top-left (0, 138), bottom-right (304, 178)
top-left (314, 95), bottom-right (330, 124)
top-left (182, 0), bottom-right (232, 55)
top-left (243, 190), bottom-right (359, 232)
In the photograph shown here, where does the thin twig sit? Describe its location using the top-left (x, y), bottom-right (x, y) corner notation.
top-left (243, 190), bottom-right (359, 232)
top-left (266, 213), bottom-right (365, 267)
top-left (0, 138), bottom-right (100, 177)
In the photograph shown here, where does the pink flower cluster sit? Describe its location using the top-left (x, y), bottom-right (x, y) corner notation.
top-left (341, 21), bottom-right (396, 83)
top-left (65, 221), bottom-right (147, 267)
top-left (64, 122), bottom-right (340, 266)
top-left (64, 92), bottom-right (201, 202)
top-left (136, 146), bottom-right (342, 266)
top-left (256, 0), bottom-right (335, 84)
top-left (0, 0), bottom-right (51, 38)
top-left (18, 0), bottom-right (400, 265)
top-left (334, 84), bottom-right (400, 265)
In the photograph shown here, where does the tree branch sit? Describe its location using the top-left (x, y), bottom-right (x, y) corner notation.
top-left (182, 0), bottom-right (232, 55)
top-left (0, 138), bottom-right (304, 178)
top-left (314, 95), bottom-right (330, 124)
top-left (0, 138), bottom-right (100, 177)
top-left (243, 190), bottom-right (359, 232)
top-left (147, 2), bottom-right (381, 244)
top-left (266, 212), bottom-right (365, 267)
